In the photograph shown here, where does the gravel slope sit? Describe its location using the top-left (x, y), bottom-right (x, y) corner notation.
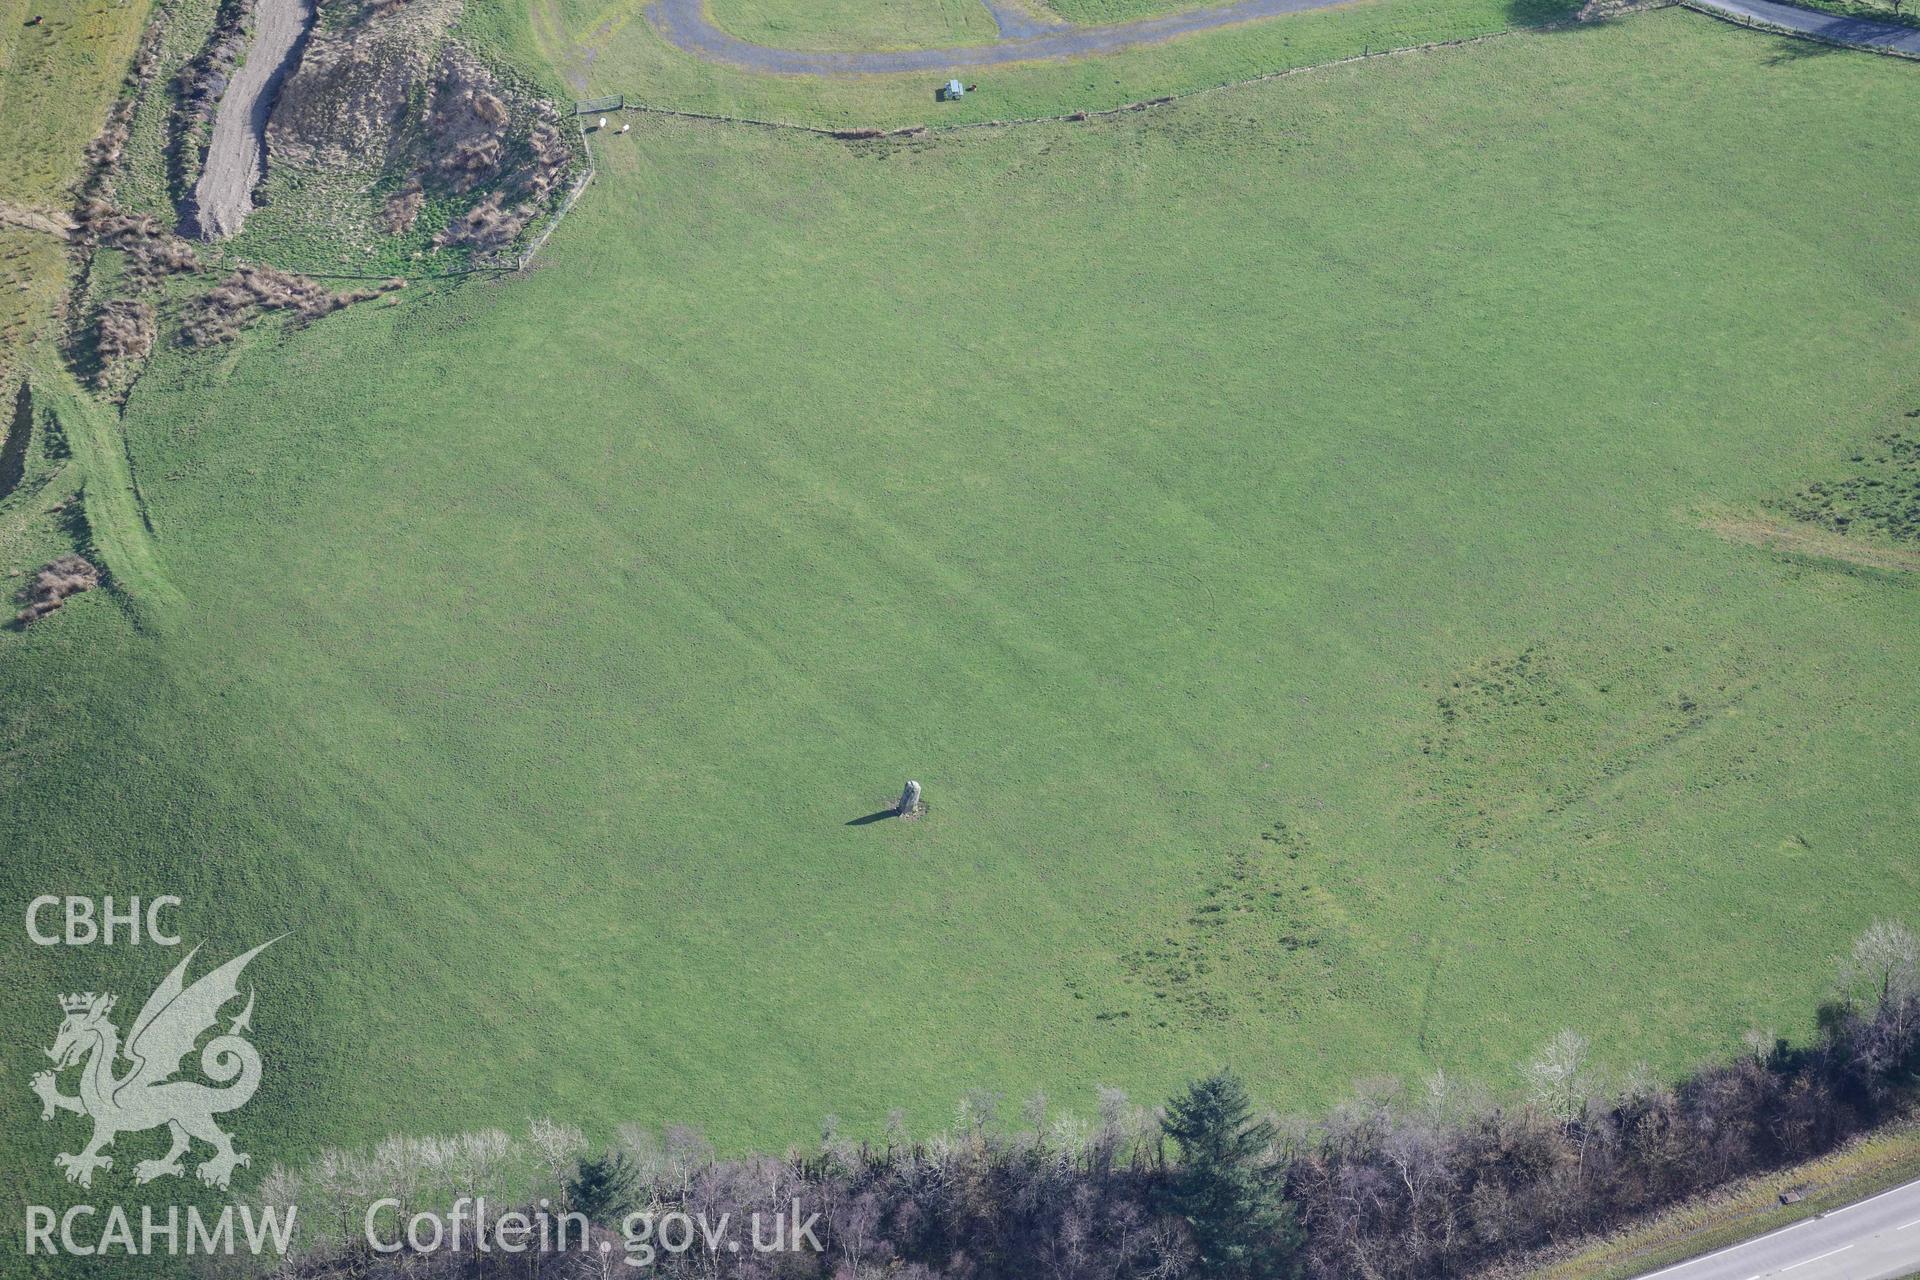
top-left (190, 0), bottom-right (315, 239)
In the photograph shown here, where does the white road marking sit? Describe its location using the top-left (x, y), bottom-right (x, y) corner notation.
top-left (1624, 1177), bottom-right (1920, 1280)
top-left (1826, 1181), bottom-right (1920, 1216)
top-left (1780, 1245), bottom-right (1851, 1272)
top-left (1897, 1217), bottom-right (1920, 1231)
top-left (1634, 1219), bottom-right (1823, 1279)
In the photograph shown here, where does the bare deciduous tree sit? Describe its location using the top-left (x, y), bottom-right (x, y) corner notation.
top-left (1839, 919), bottom-right (1919, 1009)
top-left (1522, 1029), bottom-right (1593, 1127)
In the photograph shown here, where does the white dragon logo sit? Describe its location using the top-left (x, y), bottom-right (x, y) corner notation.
top-left (30, 939), bottom-right (278, 1191)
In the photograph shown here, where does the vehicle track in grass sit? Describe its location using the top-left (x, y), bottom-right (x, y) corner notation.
top-left (35, 369), bottom-right (182, 626)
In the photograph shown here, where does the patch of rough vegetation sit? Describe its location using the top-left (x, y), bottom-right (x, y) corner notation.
top-left (74, 18), bottom-right (167, 213)
top-left (267, 0), bottom-right (459, 173)
top-left (270, 0), bottom-right (453, 169)
top-left (15, 555), bottom-right (100, 626)
top-left (179, 263), bottom-right (402, 345)
top-left (54, 20), bottom-right (199, 398)
top-left (1417, 643), bottom-right (1764, 860)
top-left (1110, 818), bottom-right (1344, 1031)
top-left (411, 49), bottom-right (571, 251)
top-left (1779, 419), bottom-right (1920, 544)
top-left (68, 204), bottom-right (201, 394)
top-left (75, 206), bottom-right (202, 287)
top-left (91, 300), bottom-right (158, 385)
top-left (260, 0), bottom-right (574, 263)
top-left (381, 182), bottom-right (425, 233)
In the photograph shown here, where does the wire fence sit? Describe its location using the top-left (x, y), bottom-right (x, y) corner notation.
top-left (256, 112), bottom-right (597, 282)
top-left (234, 0), bottom-right (1913, 288)
top-left (571, 16), bottom-right (1619, 141)
top-left (374, 10), bottom-right (1611, 283)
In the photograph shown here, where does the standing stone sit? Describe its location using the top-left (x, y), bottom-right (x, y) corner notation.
top-left (896, 780), bottom-right (922, 817)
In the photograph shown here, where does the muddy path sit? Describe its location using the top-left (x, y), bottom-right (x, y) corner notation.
top-left (0, 201), bottom-right (75, 239)
top-left (190, 0), bottom-right (316, 239)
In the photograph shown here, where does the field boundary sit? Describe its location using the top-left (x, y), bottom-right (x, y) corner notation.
top-left (379, 0), bottom-right (1914, 285)
top-left (246, 113), bottom-right (597, 282)
top-left (320, 0), bottom-right (1920, 284)
top-left (580, 12), bottom-right (1646, 137)
top-left (512, 114), bottom-right (598, 270)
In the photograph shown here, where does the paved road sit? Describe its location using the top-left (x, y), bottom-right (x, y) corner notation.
top-left (1686, 0), bottom-right (1920, 53)
top-left (1631, 1177), bottom-right (1920, 1280)
top-left (191, 0), bottom-right (315, 239)
top-left (648, 0), bottom-right (1920, 72)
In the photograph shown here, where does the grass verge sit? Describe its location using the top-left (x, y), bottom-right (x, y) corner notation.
top-left (1497, 1114), bottom-right (1920, 1280)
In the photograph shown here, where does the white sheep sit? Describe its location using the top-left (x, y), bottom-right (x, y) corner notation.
top-left (597, 116), bottom-right (607, 130)
top-left (619, 122), bottom-right (630, 134)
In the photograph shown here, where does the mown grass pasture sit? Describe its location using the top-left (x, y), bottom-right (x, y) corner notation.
top-left (4, 6), bottom-right (1919, 1224)
top-left (706, 0), bottom-right (1001, 51)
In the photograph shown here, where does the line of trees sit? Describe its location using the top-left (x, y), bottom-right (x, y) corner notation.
top-left (249, 921), bottom-right (1920, 1280)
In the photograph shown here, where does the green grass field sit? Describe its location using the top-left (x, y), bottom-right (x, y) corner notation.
top-left (1793, 0), bottom-right (1920, 30)
top-left (705, 0), bottom-right (1001, 51)
top-left (6, 5), bottom-right (1920, 1229)
top-left (0, 0), bottom-right (150, 211)
top-left (1038, 0), bottom-right (1209, 29)
top-left (0, 0), bottom-right (152, 389)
